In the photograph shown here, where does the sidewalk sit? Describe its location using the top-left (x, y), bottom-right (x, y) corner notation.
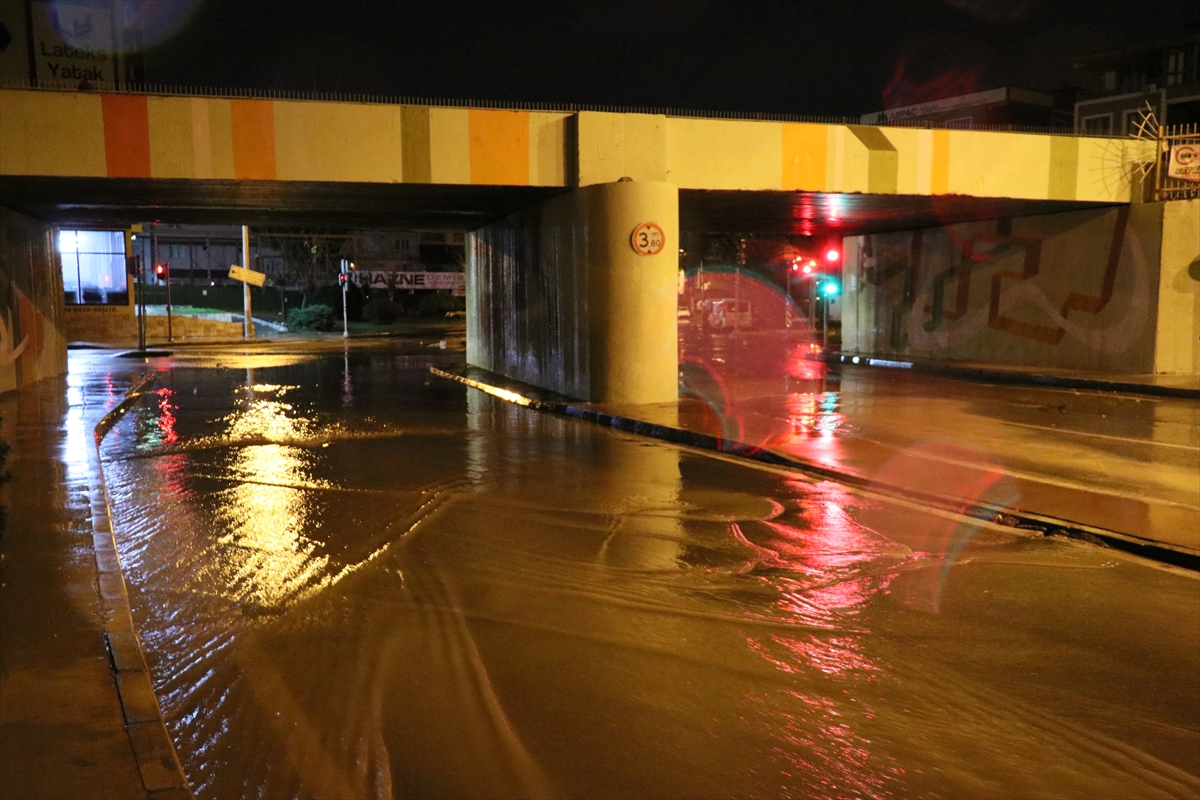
top-left (816, 352), bottom-right (1200, 398)
top-left (434, 363), bottom-right (1200, 570)
top-left (0, 356), bottom-right (188, 799)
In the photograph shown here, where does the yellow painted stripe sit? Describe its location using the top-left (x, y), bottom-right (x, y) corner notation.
top-left (190, 98), bottom-right (212, 179)
top-left (931, 130), bottom-right (951, 195)
top-left (147, 97), bottom-right (195, 179)
top-left (781, 123), bottom-right (828, 191)
top-left (230, 100), bottom-right (276, 180)
top-left (469, 109), bottom-right (530, 185)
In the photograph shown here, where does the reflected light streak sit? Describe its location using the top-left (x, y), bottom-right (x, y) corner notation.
top-left (198, 389), bottom-right (333, 611)
top-left (214, 442), bottom-right (330, 610)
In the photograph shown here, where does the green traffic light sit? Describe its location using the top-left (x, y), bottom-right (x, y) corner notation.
top-left (822, 281), bottom-right (840, 296)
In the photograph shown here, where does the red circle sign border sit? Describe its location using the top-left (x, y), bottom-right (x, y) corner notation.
top-left (630, 222), bottom-right (666, 256)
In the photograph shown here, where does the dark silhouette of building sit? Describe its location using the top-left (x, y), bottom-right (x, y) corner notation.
top-left (1073, 35), bottom-right (1200, 134)
top-left (860, 87), bottom-right (1073, 130)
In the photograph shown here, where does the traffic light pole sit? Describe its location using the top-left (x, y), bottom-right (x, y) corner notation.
top-left (822, 296), bottom-right (828, 352)
top-left (341, 258), bottom-right (349, 338)
top-left (165, 256), bottom-right (173, 342)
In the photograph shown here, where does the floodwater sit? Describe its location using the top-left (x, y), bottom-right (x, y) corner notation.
top-left (97, 342), bottom-right (1200, 799)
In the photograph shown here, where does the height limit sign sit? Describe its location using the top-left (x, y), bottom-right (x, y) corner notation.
top-left (630, 222), bottom-right (665, 256)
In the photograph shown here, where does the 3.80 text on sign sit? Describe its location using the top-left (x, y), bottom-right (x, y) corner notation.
top-left (630, 222), bottom-right (665, 256)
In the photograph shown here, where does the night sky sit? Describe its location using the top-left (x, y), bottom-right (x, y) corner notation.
top-left (129, 0), bottom-right (1200, 116)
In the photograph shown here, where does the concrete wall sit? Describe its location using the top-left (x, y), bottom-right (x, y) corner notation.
top-left (573, 110), bottom-right (1154, 203)
top-left (0, 89), bottom-right (571, 187)
top-left (1, 208), bottom-right (68, 393)
top-left (840, 203), bottom-right (1186, 374)
top-left (2, 89), bottom-right (1154, 203)
top-left (1154, 200), bottom-right (1200, 375)
top-left (467, 181), bottom-right (678, 403)
top-left (65, 309), bottom-right (244, 344)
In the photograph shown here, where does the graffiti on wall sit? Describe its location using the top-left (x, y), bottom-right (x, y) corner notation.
top-left (1, 208), bottom-right (67, 392)
top-left (850, 205), bottom-right (1157, 371)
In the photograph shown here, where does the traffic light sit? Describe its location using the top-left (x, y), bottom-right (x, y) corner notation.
top-left (154, 263), bottom-right (165, 280)
top-left (338, 272), bottom-right (348, 287)
top-left (821, 279), bottom-right (840, 297)
top-left (824, 248), bottom-right (840, 263)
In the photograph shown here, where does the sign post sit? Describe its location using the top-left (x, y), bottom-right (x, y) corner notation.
top-left (340, 258), bottom-right (349, 338)
top-left (241, 226), bottom-right (253, 339)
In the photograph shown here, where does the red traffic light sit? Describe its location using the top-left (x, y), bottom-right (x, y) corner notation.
top-left (338, 272), bottom-right (348, 286)
top-left (154, 263), bottom-right (165, 276)
top-left (824, 248), bottom-right (840, 263)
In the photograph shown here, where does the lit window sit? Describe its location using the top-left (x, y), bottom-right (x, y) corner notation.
top-left (59, 229), bottom-right (128, 305)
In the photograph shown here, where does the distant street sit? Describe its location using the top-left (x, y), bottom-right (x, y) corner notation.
top-left (671, 333), bottom-right (1200, 554)
top-left (69, 338), bottom-right (1200, 799)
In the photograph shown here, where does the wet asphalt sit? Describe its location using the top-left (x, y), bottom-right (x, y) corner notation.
top-left (42, 339), bottom-right (1200, 799)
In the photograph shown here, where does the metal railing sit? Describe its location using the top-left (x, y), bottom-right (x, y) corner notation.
top-left (0, 78), bottom-right (1094, 137)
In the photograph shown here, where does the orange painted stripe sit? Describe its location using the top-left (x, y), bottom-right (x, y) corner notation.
top-left (931, 130), bottom-right (951, 195)
top-left (101, 94), bottom-right (151, 178)
top-left (469, 109), bottom-right (529, 185)
top-left (230, 100), bottom-right (276, 180)
top-left (781, 123), bottom-right (827, 191)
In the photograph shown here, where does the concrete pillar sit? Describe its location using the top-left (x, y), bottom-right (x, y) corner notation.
top-left (586, 180), bottom-right (679, 404)
top-left (1154, 199), bottom-right (1200, 375)
top-left (467, 180), bottom-right (679, 404)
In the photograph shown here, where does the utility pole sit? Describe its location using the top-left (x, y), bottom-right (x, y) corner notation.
top-left (242, 225), bottom-right (254, 340)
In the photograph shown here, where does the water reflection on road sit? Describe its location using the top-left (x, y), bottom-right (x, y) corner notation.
top-left (97, 343), bottom-right (1200, 799)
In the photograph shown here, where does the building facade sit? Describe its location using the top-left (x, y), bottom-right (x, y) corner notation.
top-left (1074, 35), bottom-right (1200, 134)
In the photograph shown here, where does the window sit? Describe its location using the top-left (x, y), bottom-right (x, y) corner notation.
top-left (1103, 70), bottom-right (1117, 91)
top-left (1082, 114), bottom-right (1113, 135)
top-left (1166, 49), bottom-right (1186, 87)
top-left (59, 230), bottom-right (128, 305)
top-left (1123, 109), bottom-right (1147, 135)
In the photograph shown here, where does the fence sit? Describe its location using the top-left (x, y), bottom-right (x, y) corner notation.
top-left (1156, 123), bottom-right (1200, 201)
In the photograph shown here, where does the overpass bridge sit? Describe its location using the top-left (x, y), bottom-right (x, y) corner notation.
top-left (2, 87), bottom-right (1195, 397)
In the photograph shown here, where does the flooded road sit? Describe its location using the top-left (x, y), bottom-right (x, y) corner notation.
top-left (93, 341), bottom-right (1200, 799)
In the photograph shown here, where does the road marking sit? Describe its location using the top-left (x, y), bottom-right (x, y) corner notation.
top-left (1000, 419), bottom-right (1200, 452)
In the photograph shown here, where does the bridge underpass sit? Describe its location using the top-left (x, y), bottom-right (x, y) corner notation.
top-left (2, 88), bottom-right (1196, 400)
top-left (2, 90), bottom-right (1199, 800)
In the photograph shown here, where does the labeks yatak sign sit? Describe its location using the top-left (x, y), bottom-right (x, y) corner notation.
top-left (29, 1), bottom-right (122, 86)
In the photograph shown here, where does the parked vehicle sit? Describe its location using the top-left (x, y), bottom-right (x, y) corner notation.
top-left (705, 299), bottom-right (752, 330)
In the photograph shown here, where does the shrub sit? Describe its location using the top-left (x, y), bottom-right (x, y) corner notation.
top-left (313, 282), bottom-right (364, 321)
top-left (362, 298), bottom-right (406, 325)
top-left (417, 291), bottom-right (464, 317)
top-left (286, 304), bottom-right (337, 331)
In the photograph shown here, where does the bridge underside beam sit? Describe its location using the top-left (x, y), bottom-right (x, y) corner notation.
top-left (680, 189), bottom-right (1118, 236)
top-left (0, 176), bottom-right (565, 229)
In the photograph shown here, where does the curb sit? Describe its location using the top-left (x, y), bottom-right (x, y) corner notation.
top-left (91, 374), bottom-right (193, 799)
top-left (430, 366), bottom-right (1200, 572)
top-left (816, 353), bottom-right (1200, 399)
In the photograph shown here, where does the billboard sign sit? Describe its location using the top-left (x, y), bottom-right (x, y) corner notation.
top-left (1168, 144), bottom-right (1200, 183)
top-left (30, 1), bottom-right (120, 87)
top-left (356, 271), bottom-right (465, 292)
